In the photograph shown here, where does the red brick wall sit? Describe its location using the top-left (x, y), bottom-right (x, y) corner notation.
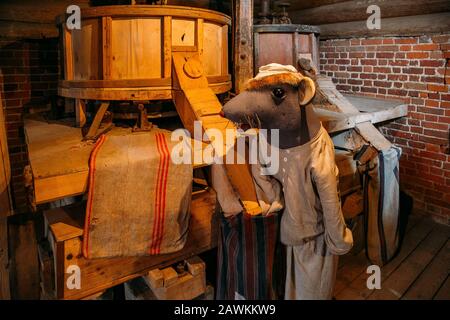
top-left (320, 34), bottom-right (450, 224)
top-left (0, 39), bottom-right (59, 214)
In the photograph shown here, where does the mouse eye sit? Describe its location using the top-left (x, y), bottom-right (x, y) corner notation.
top-left (272, 87), bottom-right (285, 98)
top-left (271, 87), bottom-right (286, 104)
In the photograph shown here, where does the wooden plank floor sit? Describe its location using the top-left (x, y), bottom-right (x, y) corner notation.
top-left (335, 214), bottom-right (450, 300)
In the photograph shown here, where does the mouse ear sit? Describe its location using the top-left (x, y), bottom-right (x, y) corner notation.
top-left (297, 76), bottom-right (316, 106)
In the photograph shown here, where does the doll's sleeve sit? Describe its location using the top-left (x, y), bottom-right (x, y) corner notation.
top-left (311, 140), bottom-right (353, 255)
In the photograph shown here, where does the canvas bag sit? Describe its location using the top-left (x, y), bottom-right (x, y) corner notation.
top-left (359, 146), bottom-right (402, 265)
top-left (83, 129), bottom-right (192, 259)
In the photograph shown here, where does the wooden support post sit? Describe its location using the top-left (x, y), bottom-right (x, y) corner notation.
top-left (75, 99), bottom-right (86, 128)
top-left (84, 101), bottom-right (110, 140)
top-left (233, 0), bottom-right (254, 93)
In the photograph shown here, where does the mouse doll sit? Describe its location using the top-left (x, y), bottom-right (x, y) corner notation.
top-left (222, 63), bottom-right (353, 299)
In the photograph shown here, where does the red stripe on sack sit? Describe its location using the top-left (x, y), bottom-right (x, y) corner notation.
top-left (83, 134), bottom-right (107, 258)
top-left (155, 133), bottom-right (170, 254)
top-left (150, 133), bottom-right (164, 254)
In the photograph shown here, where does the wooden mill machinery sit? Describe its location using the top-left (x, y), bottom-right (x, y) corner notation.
top-left (57, 5), bottom-right (262, 215)
top-left (25, 5), bottom-right (264, 300)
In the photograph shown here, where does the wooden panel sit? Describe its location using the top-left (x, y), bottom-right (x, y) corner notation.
top-left (67, 6), bottom-right (231, 26)
top-left (111, 18), bottom-right (162, 80)
top-left (63, 28), bottom-right (74, 81)
top-left (203, 22), bottom-right (223, 76)
top-left (172, 19), bottom-right (196, 46)
top-left (297, 34), bottom-right (311, 53)
top-left (72, 19), bottom-right (101, 80)
top-left (256, 33), bottom-right (294, 70)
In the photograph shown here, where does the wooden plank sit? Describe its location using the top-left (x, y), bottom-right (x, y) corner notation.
top-left (63, 27), bottom-right (74, 81)
top-left (9, 219), bottom-right (40, 299)
top-left (368, 224), bottom-right (449, 300)
top-left (434, 276), bottom-right (450, 300)
top-left (355, 121), bottom-right (392, 152)
top-left (72, 19), bottom-right (101, 81)
top-left (25, 119), bottom-right (211, 204)
top-left (318, 12), bottom-right (450, 39)
top-left (0, 21), bottom-right (58, 39)
top-left (403, 237), bottom-right (450, 300)
top-left (101, 16), bottom-right (112, 80)
top-left (289, 0), bottom-right (450, 25)
top-left (58, 86), bottom-right (173, 101)
top-left (163, 16), bottom-right (172, 79)
top-left (336, 214), bottom-right (431, 300)
top-left (110, 18), bottom-right (162, 80)
top-left (333, 251), bottom-right (369, 297)
top-left (233, 0), bottom-right (254, 93)
top-left (85, 101), bottom-right (110, 139)
top-left (196, 18), bottom-right (204, 58)
top-left (221, 25), bottom-right (228, 76)
top-left (314, 108), bottom-right (372, 133)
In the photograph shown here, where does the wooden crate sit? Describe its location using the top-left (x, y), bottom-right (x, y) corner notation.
top-left (43, 188), bottom-right (218, 300)
top-left (145, 256), bottom-right (206, 300)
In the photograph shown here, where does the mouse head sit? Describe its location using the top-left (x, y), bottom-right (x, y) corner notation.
top-left (222, 64), bottom-right (316, 135)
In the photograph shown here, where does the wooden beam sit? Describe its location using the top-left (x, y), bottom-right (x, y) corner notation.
top-left (318, 12), bottom-right (450, 39)
top-left (233, 0), bottom-right (254, 93)
top-left (254, 0), bottom-right (347, 12)
top-left (290, 0), bottom-right (450, 25)
top-left (0, 1), bottom-right (89, 24)
top-left (0, 21), bottom-right (58, 39)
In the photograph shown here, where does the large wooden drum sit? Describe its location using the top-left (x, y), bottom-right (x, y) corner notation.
top-left (57, 6), bottom-right (231, 101)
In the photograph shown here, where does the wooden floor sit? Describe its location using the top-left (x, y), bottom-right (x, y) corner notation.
top-left (335, 214), bottom-right (450, 300)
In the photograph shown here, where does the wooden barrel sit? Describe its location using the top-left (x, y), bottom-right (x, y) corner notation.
top-left (57, 5), bottom-right (231, 101)
top-left (253, 24), bottom-right (320, 73)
